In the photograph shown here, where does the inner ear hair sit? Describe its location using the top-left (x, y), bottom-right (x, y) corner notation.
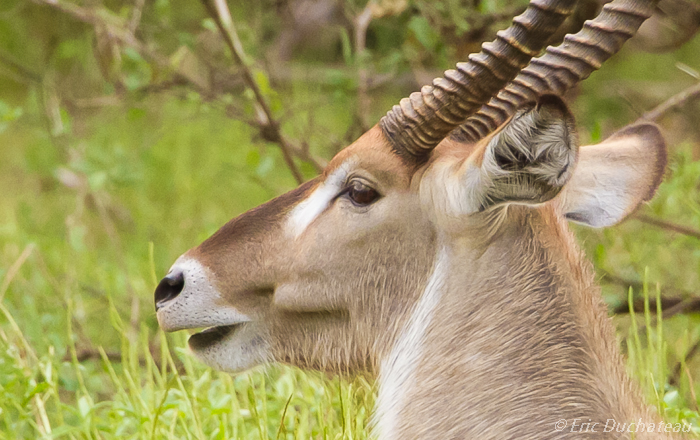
top-left (480, 95), bottom-right (579, 207)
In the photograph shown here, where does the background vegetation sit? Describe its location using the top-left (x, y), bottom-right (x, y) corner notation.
top-left (1, 0), bottom-right (700, 438)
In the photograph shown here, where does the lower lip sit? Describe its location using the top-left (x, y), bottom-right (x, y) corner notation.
top-left (188, 325), bottom-right (238, 350)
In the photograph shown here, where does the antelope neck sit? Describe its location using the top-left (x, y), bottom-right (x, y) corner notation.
top-left (375, 207), bottom-right (654, 440)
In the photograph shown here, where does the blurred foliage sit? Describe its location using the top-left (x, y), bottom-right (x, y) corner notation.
top-left (1, 0), bottom-right (700, 438)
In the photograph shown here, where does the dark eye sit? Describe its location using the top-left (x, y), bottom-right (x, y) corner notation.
top-left (346, 181), bottom-right (380, 206)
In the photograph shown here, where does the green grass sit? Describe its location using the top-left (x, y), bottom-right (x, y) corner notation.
top-left (2, 70), bottom-right (700, 438)
top-left (0, 92), bottom-right (383, 439)
top-left (0, 308), bottom-right (375, 439)
top-left (626, 276), bottom-right (700, 434)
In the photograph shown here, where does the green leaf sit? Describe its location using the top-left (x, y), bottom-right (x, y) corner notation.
top-left (664, 389), bottom-right (680, 406)
top-left (22, 381), bottom-right (49, 406)
top-left (246, 150), bottom-right (261, 169)
top-left (123, 47), bottom-right (144, 63)
top-left (407, 16), bottom-right (439, 51)
top-left (88, 171), bottom-right (108, 191)
top-left (256, 155), bottom-right (274, 177)
top-left (590, 121), bottom-right (602, 143)
top-left (202, 18), bottom-right (218, 32)
top-left (77, 395), bottom-right (92, 419)
top-left (255, 70), bottom-right (270, 94)
top-left (68, 225), bottom-right (86, 252)
top-left (127, 107), bottom-right (146, 121)
top-left (56, 39), bottom-right (84, 60)
top-left (339, 27), bottom-right (352, 66)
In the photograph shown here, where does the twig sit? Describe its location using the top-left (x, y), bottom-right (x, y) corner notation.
top-left (604, 271), bottom-right (700, 336)
top-left (637, 81), bottom-right (700, 122)
top-left (656, 297), bottom-right (700, 320)
top-left (607, 272), bottom-right (700, 380)
top-left (635, 214), bottom-right (700, 240)
top-left (42, 76), bottom-right (65, 137)
top-left (201, 0), bottom-right (305, 184)
top-left (92, 191), bottom-right (141, 342)
top-left (64, 346), bottom-right (186, 374)
top-left (67, 348), bottom-right (122, 363)
top-left (671, 339), bottom-right (700, 387)
top-left (0, 245), bottom-right (34, 303)
top-left (0, 252), bottom-right (40, 364)
top-left (0, 50), bottom-right (42, 83)
top-left (684, 367), bottom-right (699, 412)
top-left (621, 296), bottom-right (700, 337)
top-left (134, 78), bottom-right (190, 96)
top-left (275, 393), bottom-right (294, 440)
top-left (602, 271), bottom-right (691, 301)
top-left (288, 142), bottom-right (327, 170)
top-left (610, 294), bottom-right (700, 316)
top-left (128, 0), bottom-right (146, 35)
top-left (32, 0), bottom-right (326, 175)
top-left (67, 95), bottom-right (121, 109)
top-left (220, 99), bottom-right (326, 172)
top-left (30, 0), bottom-right (210, 94)
top-left (354, 3), bottom-right (374, 131)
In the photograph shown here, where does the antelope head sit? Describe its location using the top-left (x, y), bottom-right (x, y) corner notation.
top-left (155, 0), bottom-right (671, 436)
top-left (155, 95), bottom-right (665, 369)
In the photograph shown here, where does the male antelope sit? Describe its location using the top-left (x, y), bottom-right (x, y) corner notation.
top-left (155, 0), bottom-right (682, 437)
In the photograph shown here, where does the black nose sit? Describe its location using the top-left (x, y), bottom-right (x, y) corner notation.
top-left (154, 270), bottom-right (185, 311)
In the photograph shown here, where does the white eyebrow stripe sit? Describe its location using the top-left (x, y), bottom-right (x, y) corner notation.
top-left (285, 159), bottom-right (355, 238)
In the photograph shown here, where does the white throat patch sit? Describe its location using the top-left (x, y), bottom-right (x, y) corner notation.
top-left (374, 245), bottom-right (449, 440)
top-left (285, 159), bottom-right (354, 238)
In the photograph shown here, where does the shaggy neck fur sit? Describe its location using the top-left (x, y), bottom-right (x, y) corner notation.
top-left (376, 206), bottom-right (673, 440)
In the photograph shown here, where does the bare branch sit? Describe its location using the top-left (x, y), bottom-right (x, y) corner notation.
top-left (601, 271), bottom-right (693, 309)
top-left (290, 143), bottom-right (328, 170)
top-left (671, 339), bottom-right (700, 387)
top-left (34, 0), bottom-right (326, 176)
top-left (604, 272), bottom-right (700, 345)
top-left (66, 95), bottom-right (122, 109)
top-left (67, 348), bottom-right (122, 363)
top-left (128, 0), bottom-right (146, 35)
top-left (0, 245), bottom-right (34, 303)
top-left (683, 367), bottom-right (700, 412)
top-left (0, 50), bottom-right (42, 83)
top-left (64, 345), bottom-right (186, 374)
top-left (635, 214), bottom-right (700, 240)
top-left (354, 3), bottom-right (374, 131)
top-left (610, 293), bottom-right (700, 315)
top-left (637, 81), bottom-right (700, 122)
top-left (614, 294), bottom-right (700, 319)
top-left (42, 76), bottom-right (65, 137)
top-left (201, 0), bottom-right (305, 184)
top-left (30, 0), bottom-right (210, 93)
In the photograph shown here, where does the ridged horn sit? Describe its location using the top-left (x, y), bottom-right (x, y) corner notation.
top-left (453, 0), bottom-right (660, 143)
top-left (380, 0), bottom-right (578, 160)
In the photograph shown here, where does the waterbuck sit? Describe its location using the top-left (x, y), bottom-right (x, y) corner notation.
top-left (155, 0), bottom-right (683, 437)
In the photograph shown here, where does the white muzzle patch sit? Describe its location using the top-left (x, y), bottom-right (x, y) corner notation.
top-left (156, 257), bottom-right (251, 332)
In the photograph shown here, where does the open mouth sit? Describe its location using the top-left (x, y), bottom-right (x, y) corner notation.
top-left (188, 325), bottom-right (239, 350)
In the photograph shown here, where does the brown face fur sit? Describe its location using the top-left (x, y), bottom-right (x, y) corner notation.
top-left (156, 100), bottom-right (670, 438)
top-left (179, 126), bottom-right (436, 373)
top-left (157, 100), bottom-right (664, 372)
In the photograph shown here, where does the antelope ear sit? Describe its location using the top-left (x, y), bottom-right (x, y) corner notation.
top-left (479, 95), bottom-right (579, 207)
top-left (559, 123), bottom-right (667, 228)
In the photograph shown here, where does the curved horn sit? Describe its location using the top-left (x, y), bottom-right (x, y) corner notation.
top-left (380, 0), bottom-right (578, 160)
top-left (454, 0), bottom-right (660, 143)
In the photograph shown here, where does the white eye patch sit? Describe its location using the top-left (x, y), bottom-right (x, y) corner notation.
top-left (285, 159), bottom-right (355, 238)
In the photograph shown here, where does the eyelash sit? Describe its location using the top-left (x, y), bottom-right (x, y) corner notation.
top-left (340, 180), bottom-right (380, 207)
